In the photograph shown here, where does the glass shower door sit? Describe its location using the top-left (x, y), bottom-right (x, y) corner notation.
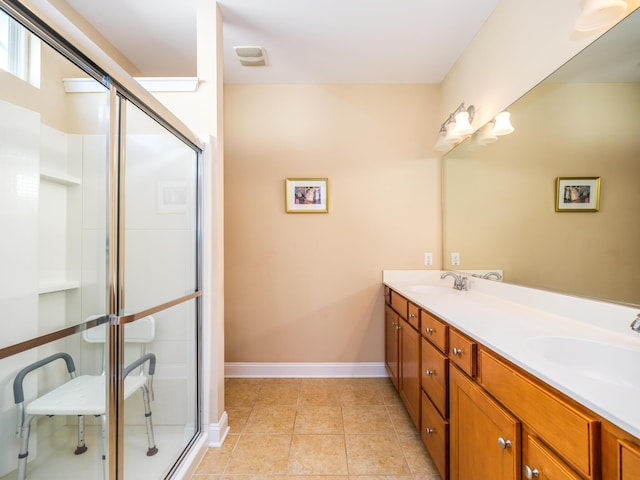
top-left (118, 100), bottom-right (200, 479)
top-left (0, 11), bottom-right (111, 479)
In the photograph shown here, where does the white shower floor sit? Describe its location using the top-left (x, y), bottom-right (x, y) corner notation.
top-left (1, 424), bottom-right (189, 480)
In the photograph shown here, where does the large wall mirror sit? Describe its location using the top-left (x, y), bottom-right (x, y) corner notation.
top-left (442, 8), bottom-right (640, 307)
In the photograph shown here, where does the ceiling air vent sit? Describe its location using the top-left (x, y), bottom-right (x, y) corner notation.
top-left (234, 46), bottom-right (267, 67)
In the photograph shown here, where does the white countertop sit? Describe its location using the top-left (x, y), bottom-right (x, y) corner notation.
top-left (383, 270), bottom-right (640, 438)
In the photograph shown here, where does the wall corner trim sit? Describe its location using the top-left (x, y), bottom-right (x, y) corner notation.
top-left (225, 362), bottom-right (387, 378)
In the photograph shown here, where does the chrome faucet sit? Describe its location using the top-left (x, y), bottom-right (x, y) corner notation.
top-left (481, 271), bottom-right (503, 281)
top-left (441, 272), bottom-right (469, 291)
top-left (631, 314), bottom-right (640, 332)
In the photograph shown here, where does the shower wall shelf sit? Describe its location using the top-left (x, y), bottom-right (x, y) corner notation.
top-left (40, 172), bottom-right (81, 186)
top-left (38, 280), bottom-right (81, 294)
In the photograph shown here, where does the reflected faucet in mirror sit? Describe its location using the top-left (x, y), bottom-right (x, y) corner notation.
top-left (481, 271), bottom-right (503, 281)
top-left (441, 272), bottom-right (469, 291)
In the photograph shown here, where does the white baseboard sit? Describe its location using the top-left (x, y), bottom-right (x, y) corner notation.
top-left (225, 362), bottom-right (387, 378)
top-left (208, 411), bottom-right (230, 447)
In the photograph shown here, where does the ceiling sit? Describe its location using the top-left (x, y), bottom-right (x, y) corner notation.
top-left (64, 0), bottom-right (501, 84)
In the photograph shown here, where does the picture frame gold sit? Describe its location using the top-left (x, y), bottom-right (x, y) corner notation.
top-left (285, 178), bottom-right (329, 213)
top-left (555, 177), bottom-right (600, 212)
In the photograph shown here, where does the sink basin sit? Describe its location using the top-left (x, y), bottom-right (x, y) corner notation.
top-left (526, 336), bottom-right (640, 388)
top-left (406, 285), bottom-right (458, 295)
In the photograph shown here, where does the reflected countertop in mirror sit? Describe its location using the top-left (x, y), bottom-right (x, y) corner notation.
top-left (442, 8), bottom-right (640, 306)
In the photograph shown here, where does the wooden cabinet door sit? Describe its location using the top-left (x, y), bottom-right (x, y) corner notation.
top-left (399, 317), bottom-right (421, 429)
top-left (620, 440), bottom-right (640, 480)
top-left (385, 305), bottom-right (399, 389)
top-left (450, 366), bottom-right (520, 480)
top-left (524, 434), bottom-right (582, 479)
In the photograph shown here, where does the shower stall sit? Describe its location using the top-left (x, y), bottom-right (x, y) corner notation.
top-left (0, 2), bottom-right (203, 479)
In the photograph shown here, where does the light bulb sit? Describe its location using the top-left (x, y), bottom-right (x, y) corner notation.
top-left (452, 111), bottom-right (474, 136)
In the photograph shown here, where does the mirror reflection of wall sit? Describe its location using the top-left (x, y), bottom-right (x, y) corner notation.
top-left (443, 8), bottom-right (640, 306)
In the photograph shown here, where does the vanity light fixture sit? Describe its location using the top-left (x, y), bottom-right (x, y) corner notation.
top-left (574, 0), bottom-right (627, 32)
top-left (434, 102), bottom-right (476, 151)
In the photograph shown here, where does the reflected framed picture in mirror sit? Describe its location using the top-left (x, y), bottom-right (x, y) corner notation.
top-left (555, 177), bottom-right (600, 212)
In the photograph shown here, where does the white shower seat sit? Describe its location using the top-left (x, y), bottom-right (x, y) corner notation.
top-left (13, 315), bottom-right (158, 480)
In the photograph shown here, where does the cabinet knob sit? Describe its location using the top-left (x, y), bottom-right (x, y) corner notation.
top-left (425, 369), bottom-right (434, 376)
top-left (497, 437), bottom-right (512, 449)
top-left (409, 313), bottom-right (415, 319)
top-left (425, 327), bottom-right (434, 334)
top-left (523, 465), bottom-right (539, 479)
top-left (425, 428), bottom-right (435, 434)
top-left (452, 347), bottom-right (463, 356)
top-left (391, 322), bottom-right (397, 328)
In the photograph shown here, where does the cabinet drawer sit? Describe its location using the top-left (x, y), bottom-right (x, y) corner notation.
top-left (524, 434), bottom-right (582, 479)
top-left (421, 390), bottom-right (448, 480)
top-left (421, 309), bottom-right (448, 352)
top-left (407, 302), bottom-right (420, 330)
top-left (448, 329), bottom-right (476, 377)
top-left (421, 337), bottom-right (448, 417)
top-left (479, 349), bottom-right (599, 479)
top-left (390, 290), bottom-right (408, 320)
top-left (619, 440), bottom-right (640, 480)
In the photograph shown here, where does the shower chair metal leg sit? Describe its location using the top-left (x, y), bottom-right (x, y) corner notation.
top-left (16, 415), bottom-right (34, 480)
top-left (101, 414), bottom-right (106, 480)
top-left (74, 415), bottom-right (88, 454)
top-left (141, 385), bottom-right (158, 456)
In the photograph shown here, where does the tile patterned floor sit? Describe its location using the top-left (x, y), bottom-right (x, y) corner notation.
top-left (190, 378), bottom-right (441, 480)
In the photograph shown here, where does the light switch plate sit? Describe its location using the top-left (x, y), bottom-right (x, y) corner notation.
top-left (451, 252), bottom-right (460, 266)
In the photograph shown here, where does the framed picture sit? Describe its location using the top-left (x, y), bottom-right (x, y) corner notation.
top-left (285, 178), bottom-right (329, 213)
top-left (555, 177), bottom-right (600, 212)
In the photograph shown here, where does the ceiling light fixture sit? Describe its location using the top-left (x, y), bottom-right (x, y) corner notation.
top-left (234, 46), bottom-right (267, 67)
top-left (574, 0), bottom-right (627, 32)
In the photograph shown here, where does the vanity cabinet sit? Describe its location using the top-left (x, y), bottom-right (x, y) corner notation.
top-left (384, 286), bottom-right (640, 480)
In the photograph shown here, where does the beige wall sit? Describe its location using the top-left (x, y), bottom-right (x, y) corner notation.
top-left (224, 84), bottom-right (441, 363)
